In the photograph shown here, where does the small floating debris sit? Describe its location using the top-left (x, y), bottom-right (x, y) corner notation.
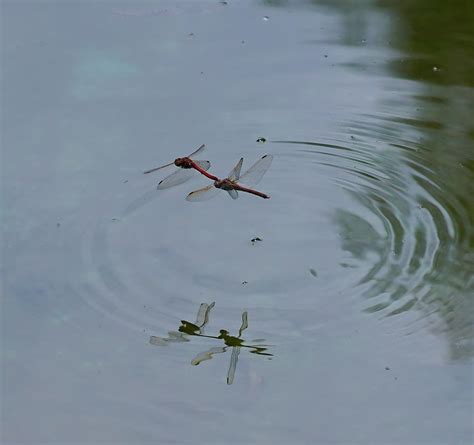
top-left (309, 268), bottom-right (318, 278)
top-left (251, 237), bottom-right (262, 245)
top-left (256, 137), bottom-right (266, 143)
top-left (432, 66), bottom-right (440, 72)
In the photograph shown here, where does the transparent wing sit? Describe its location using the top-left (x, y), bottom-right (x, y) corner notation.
top-left (157, 168), bottom-right (195, 189)
top-left (228, 158), bottom-right (244, 181)
top-left (226, 189), bottom-right (239, 200)
top-left (143, 161), bottom-right (174, 174)
top-left (188, 144), bottom-right (206, 158)
top-left (145, 144), bottom-right (204, 174)
top-left (193, 160), bottom-right (211, 171)
top-left (238, 154), bottom-right (273, 186)
top-left (227, 346), bottom-right (241, 385)
top-left (186, 184), bottom-right (221, 202)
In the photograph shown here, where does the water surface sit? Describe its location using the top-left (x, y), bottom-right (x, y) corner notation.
top-left (2, 0), bottom-right (473, 443)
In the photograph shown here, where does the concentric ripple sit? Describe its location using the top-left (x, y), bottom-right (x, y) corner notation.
top-left (52, 115), bottom-right (473, 364)
top-left (272, 125), bottom-right (472, 340)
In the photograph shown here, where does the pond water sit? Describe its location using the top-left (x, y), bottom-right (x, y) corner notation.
top-left (2, 0), bottom-right (473, 443)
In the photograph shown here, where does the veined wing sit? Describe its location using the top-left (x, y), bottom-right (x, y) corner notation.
top-left (144, 144), bottom-right (204, 174)
top-left (226, 346), bottom-right (241, 385)
top-left (238, 154), bottom-right (273, 186)
top-left (143, 161), bottom-right (174, 174)
top-left (186, 184), bottom-right (221, 202)
top-left (193, 160), bottom-right (211, 171)
top-left (228, 158), bottom-right (244, 181)
top-left (188, 144), bottom-right (206, 159)
top-left (226, 189), bottom-right (239, 200)
top-left (157, 168), bottom-right (195, 189)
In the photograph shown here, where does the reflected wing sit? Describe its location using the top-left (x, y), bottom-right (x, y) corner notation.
top-left (149, 336), bottom-right (168, 346)
top-left (157, 168), bottom-right (196, 189)
top-left (226, 189), bottom-right (239, 200)
top-left (193, 160), bottom-right (211, 171)
top-left (191, 347), bottom-right (226, 366)
top-left (195, 302), bottom-right (215, 330)
top-left (186, 184), bottom-right (221, 202)
top-left (238, 311), bottom-right (249, 337)
top-left (238, 154), bottom-right (273, 186)
top-left (188, 144), bottom-right (206, 158)
top-left (227, 347), bottom-right (241, 385)
top-left (228, 158), bottom-right (244, 181)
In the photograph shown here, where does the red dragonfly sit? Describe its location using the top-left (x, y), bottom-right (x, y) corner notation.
top-left (143, 144), bottom-right (218, 189)
top-left (186, 154), bottom-right (273, 201)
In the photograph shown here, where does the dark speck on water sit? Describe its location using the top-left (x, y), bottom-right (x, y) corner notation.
top-left (256, 137), bottom-right (266, 143)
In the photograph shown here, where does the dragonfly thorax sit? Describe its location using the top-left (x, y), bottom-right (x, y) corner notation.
top-left (214, 178), bottom-right (236, 190)
top-left (174, 157), bottom-right (193, 169)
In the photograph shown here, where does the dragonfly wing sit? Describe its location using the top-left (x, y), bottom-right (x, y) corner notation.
top-left (157, 168), bottom-right (195, 189)
top-left (227, 346), bottom-right (241, 385)
top-left (188, 144), bottom-right (206, 158)
top-left (186, 184), bottom-right (221, 202)
top-left (143, 161), bottom-right (174, 174)
top-left (228, 158), bottom-right (244, 181)
top-left (226, 189), bottom-right (239, 200)
top-left (238, 154), bottom-right (273, 186)
top-left (193, 160), bottom-right (211, 171)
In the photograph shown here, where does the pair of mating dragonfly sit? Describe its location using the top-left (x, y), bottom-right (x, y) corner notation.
top-left (144, 144), bottom-right (272, 200)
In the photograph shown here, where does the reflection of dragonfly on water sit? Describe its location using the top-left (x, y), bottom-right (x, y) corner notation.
top-left (143, 144), bottom-right (218, 189)
top-left (149, 303), bottom-right (272, 385)
top-left (149, 302), bottom-right (215, 346)
top-left (186, 154), bottom-right (273, 201)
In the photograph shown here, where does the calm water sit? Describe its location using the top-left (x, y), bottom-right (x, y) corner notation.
top-left (2, 0), bottom-right (473, 443)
